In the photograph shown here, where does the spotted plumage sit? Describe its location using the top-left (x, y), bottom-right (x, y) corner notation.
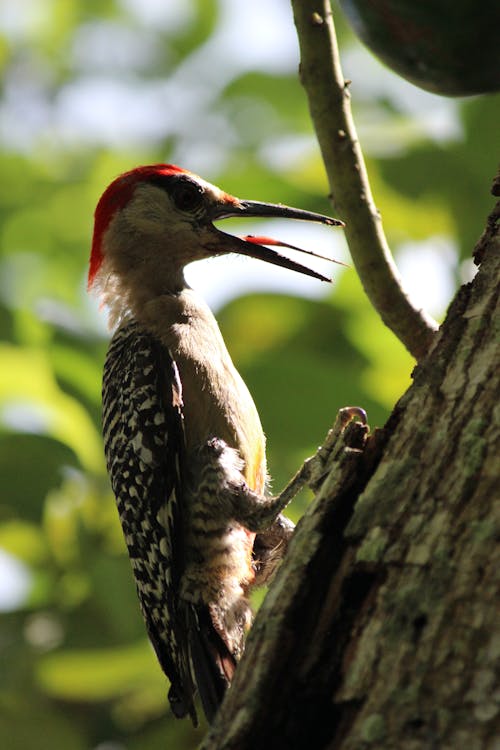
top-left (102, 319), bottom-right (197, 719)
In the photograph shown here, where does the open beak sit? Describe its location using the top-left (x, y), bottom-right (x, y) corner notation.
top-left (208, 198), bottom-right (346, 282)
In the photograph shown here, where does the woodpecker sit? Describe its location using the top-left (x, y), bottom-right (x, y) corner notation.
top-left (88, 164), bottom-right (344, 725)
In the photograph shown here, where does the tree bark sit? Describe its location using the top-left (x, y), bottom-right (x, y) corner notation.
top-left (201, 196), bottom-right (500, 750)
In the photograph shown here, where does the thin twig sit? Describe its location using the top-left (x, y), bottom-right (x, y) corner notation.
top-left (291, 0), bottom-right (438, 361)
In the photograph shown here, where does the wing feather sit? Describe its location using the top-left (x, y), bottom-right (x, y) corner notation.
top-left (102, 319), bottom-right (197, 723)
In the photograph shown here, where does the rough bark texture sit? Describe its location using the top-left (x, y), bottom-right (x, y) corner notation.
top-left (201, 200), bottom-right (499, 750)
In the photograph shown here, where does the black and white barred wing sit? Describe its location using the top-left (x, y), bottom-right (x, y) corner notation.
top-left (102, 319), bottom-right (195, 722)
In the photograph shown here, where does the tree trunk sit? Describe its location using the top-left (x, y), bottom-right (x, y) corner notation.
top-left (201, 196), bottom-right (499, 750)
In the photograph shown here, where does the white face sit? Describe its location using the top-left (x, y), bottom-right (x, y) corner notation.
top-left (100, 174), bottom-right (239, 307)
top-left (125, 176), bottom-right (230, 230)
top-left (115, 176), bottom-right (235, 253)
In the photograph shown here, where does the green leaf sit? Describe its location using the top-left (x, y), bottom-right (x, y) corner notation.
top-left (36, 641), bottom-right (164, 702)
top-left (0, 345), bottom-right (103, 474)
top-left (0, 434), bottom-right (77, 518)
top-left (0, 520), bottom-right (47, 565)
top-left (0, 694), bottom-right (86, 750)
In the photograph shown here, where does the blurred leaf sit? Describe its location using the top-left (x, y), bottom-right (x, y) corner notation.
top-left (168, 0), bottom-right (220, 58)
top-left (0, 521), bottom-right (47, 565)
top-left (334, 270), bottom-right (414, 410)
top-left (0, 694), bottom-right (86, 750)
top-left (36, 640), bottom-right (164, 702)
top-left (50, 342), bottom-right (103, 408)
top-left (378, 95), bottom-right (500, 259)
top-left (367, 159), bottom-right (454, 243)
top-left (44, 477), bottom-right (87, 567)
top-left (0, 302), bottom-right (14, 341)
top-left (222, 72), bottom-right (310, 131)
top-left (0, 345), bottom-right (103, 473)
top-left (87, 553), bottom-right (146, 642)
top-left (127, 716), bottom-right (204, 750)
top-left (0, 434), bottom-right (76, 519)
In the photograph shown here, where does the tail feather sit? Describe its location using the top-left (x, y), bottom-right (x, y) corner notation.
top-left (186, 605), bottom-right (235, 723)
top-left (168, 681), bottom-right (198, 725)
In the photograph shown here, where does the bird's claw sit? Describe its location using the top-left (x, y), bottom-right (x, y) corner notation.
top-left (304, 406), bottom-right (368, 491)
top-left (338, 405), bottom-right (367, 427)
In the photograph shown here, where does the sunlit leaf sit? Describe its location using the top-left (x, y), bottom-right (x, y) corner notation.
top-left (0, 520), bottom-right (47, 565)
top-left (0, 345), bottom-right (103, 474)
top-left (334, 267), bottom-right (414, 410)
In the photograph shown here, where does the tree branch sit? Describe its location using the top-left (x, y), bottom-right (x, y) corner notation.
top-left (291, 0), bottom-right (438, 361)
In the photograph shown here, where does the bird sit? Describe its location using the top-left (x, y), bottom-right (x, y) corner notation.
top-left (88, 163), bottom-right (344, 725)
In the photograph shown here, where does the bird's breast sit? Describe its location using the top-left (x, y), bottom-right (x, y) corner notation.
top-left (140, 289), bottom-right (267, 494)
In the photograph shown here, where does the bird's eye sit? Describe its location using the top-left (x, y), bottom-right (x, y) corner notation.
top-left (171, 180), bottom-right (204, 213)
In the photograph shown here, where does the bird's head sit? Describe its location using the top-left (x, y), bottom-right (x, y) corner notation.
top-left (89, 164), bottom-right (344, 320)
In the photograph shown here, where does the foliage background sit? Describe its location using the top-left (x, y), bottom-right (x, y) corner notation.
top-left (0, 1), bottom-right (497, 748)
